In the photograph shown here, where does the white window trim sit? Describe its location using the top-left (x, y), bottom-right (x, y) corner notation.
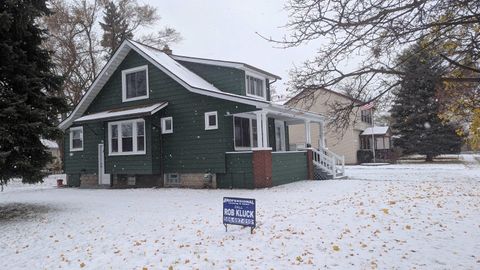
top-left (108, 118), bottom-right (146, 156)
top-left (161, 117), bottom-right (173, 134)
top-left (69, 126), bottom-right (84, 152)
top-left (245, 71), bottom-right (267, 100)
top-left (233, 115), bottom-right (260, 151)
top-left (204, 111), bottom-right (218, 130)
top-left (122, 65), bottom-right (149, 102)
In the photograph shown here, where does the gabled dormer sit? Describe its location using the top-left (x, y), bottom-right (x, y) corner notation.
top-left (171, 55), bottom-right (281, 101)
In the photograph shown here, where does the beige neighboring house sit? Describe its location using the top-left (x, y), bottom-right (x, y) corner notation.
top-left (285, 89), bottom-right (372, 164)
top-left (41, 139), bottom-right (62, 172)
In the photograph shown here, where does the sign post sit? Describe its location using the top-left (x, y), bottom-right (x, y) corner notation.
top-left (223, 197), bottom-right (256, 234)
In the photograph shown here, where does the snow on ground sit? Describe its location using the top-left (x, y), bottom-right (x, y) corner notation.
top-left (1, 157), bottom-right (479, 269)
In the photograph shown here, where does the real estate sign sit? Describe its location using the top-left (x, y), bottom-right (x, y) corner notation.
top-left (223, 197), bottom-right (256, 233)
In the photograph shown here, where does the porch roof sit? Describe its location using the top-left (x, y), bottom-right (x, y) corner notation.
top-left (263, 104), bottom-right (325, 125)
top-left (361, 126), bottom-right (390, 136)
top-left (73, 101), bottom-right (168, 123)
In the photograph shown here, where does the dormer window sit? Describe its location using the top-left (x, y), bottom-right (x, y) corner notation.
top-left (122, 65), bottom-right (149, 102)
top-left (246, 74), bottom-right (266, 99)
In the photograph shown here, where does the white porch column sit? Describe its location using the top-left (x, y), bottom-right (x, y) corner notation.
top-left (255, 111), bottom-right (263, 148)
top-left (319, 121), bottom-right (326, 148)
top-left (262, 112), bottom-right (268, 148)
top-left (304, 120), bottom-right (311, 147)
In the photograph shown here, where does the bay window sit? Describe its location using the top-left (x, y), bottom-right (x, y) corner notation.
top-left (108, 119), bottom-right (146, 155)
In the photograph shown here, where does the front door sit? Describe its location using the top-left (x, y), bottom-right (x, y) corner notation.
top-left (275, 120), bottom-right (286, 151)
top-left (98, 144), bottom-right (110, 185)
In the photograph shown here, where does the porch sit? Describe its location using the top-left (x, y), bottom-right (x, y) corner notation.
top-left (217, 105), bottom-right (346, 189)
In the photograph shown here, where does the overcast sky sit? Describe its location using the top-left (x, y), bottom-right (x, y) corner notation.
top-left (150, 0), bottom-right (321, 99)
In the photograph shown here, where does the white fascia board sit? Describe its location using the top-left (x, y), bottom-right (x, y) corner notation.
top-left (265, 104), bottom-right (325, 123)
top-left (171, 55), bottom-right (281, 80)
top-left (128, 42), bottom-right (270, 108)
top-left (59, 42), bottom-right (132, 130)
top-left (74, 102), bottom-right (167, 123)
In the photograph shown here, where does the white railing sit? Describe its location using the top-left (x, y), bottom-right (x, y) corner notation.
top-left (311, 146), bottom-right (345, 178)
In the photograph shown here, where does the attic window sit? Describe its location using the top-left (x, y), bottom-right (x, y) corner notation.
top-left (246, 74), bottom-right (266, 99)
top-left (122, 65), bottom-right (149, 102)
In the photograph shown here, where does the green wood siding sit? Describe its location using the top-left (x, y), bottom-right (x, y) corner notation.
top-left (271, 151), bottom-right (308, 186)
top-left (176, 61), bottom-right (246, 96)
top-left (217, 152), bottom-right (254, 189)
top-left (64, 50), bottom-right (257, 176)
top-left (64, 122), bottom-right (103, 174)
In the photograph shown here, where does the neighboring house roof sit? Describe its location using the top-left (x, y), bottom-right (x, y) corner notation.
top-left (41, 139), bottom-right (59, 149)
top-left (285, 88), bottom-right (363, 106)
top-left (59, 39), bottom-right (274, 130)
top-left (171, 55), bottom-right (281, 81)
top-left (74, 102), bottom-right (168, 123)
top-left (361, 126), bottom-right (390, 136)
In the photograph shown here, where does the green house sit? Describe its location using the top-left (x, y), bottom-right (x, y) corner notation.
top-left (59, 39), bottom-right (344, 189)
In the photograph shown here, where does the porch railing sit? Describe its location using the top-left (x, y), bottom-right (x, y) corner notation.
top-left (311, 146), bottom-right (345, 178)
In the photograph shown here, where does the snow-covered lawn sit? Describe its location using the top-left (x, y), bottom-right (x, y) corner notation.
top-left (1, 156), bottom-right (479, 269)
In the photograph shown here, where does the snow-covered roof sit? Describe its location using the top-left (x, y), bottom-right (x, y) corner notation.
top-left (130, 41), bottom-right (221, 92)
top-left (74, 102), bottom-right (167, 123)
top-left (361, 126), bottom-right (390, 136)
top-left (41, 139), bottom-right (59, 149)
top-left (59, 39), bottom-right (271, 130)
top-left (171, 55), bottom-right (281, 80)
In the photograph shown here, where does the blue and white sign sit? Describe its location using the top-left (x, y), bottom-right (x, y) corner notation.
top-left (223, 197), bottom-right (256, 231)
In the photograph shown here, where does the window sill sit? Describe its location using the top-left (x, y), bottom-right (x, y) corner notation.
top-left (122, 95), bottom-right (149, 103)
top-left (246, 93), bottom-right (267, 100)
top-left (70, 148), bottom-right (83, 152)
top-left (108, 151), bottom-right (146, 156)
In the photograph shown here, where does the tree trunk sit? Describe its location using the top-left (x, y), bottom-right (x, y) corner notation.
top-left (425, 154), bottom-right (434, 162)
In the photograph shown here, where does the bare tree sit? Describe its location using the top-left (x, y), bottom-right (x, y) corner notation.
top-left (43, 0), bottom-right (103, 108)
top-left (100, 0), bottom-right (182, 55)
top-left (265, 0), bottom-right (480, 130)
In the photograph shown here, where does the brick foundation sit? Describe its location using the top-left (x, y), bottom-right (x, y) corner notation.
top-left (252, 149), bottom-right (273, 188)
top-left (306, 148), bottom-right (314, 180)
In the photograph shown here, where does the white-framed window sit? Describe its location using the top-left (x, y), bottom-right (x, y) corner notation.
top-left (204, 111), bottom-right (218, 130)
top-left (122, 65), bottom-right (149, 102)
top-left (69, 126), bottom-right (84, 151)
top-left (245, 73), bottom-right (266, 99)
top-left (108, 118), bottom-right (146, 155)
top-left (161, 117), bottom-right (173, 134)
top-left (233, 116), bottom-right (258, 150)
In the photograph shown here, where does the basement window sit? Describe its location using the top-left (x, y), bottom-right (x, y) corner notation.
top-left (70, 126), bottom-right (84, 151)
top-left (165, 173), bottom-right (180, 185)
top-left (122, 65), bottom-right (149, 102)
top-left (108, 119), bottom-right (146, 155)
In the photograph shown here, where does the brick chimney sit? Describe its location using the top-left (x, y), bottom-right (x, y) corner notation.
top-left (161, 45), bottom-right (172, 55)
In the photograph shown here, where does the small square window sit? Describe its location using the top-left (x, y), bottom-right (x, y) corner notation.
top-left (205, 111), bottom-right (218, 130)
top-left (161, 117), bottom-right (173, 134)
